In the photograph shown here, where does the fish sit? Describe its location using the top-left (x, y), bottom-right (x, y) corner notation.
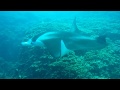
top-left (21, 17), bottom-right (107, 58)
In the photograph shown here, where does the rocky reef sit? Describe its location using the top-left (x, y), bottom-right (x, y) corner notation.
top-left (12, 17), bottom-right (120, 79)
top-left (1, 14), bottom-right (120, 79)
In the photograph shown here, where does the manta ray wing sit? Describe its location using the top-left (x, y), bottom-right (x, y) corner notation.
top-left (42, 38), bottom-right (61, 58)
top-left (42, 38), bottom-right (69, 58)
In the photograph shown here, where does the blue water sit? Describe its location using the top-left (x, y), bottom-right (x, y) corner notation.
top-left (0, 11), bottom-right (120, 79)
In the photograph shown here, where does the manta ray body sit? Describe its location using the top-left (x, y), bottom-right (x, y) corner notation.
top-left (21, 17), bottom-right (107, 58)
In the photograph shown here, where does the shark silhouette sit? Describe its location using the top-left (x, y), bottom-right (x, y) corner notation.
top-left (21, 17), bottom-right (107, 58)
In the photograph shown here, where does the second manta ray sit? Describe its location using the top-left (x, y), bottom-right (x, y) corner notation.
top-left (21, 17), bottom-right (107, 58)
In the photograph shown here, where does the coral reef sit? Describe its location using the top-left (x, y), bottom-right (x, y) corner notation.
top-left (1, 12), bottom-right (120, 79)
top-left (13, 38), bottom-right (120, 79)
top-left (14, 16), bottom-right (120, 79)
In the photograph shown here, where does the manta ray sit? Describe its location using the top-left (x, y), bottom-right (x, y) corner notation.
top-left (21, 17), bottom-right (107, 58)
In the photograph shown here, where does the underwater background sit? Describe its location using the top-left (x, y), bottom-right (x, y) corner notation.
top-left (0, 11), bottom-right (120, 79)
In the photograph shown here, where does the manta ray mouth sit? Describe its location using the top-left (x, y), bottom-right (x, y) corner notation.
top-left (21, 39), bottom-right (32, 46)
